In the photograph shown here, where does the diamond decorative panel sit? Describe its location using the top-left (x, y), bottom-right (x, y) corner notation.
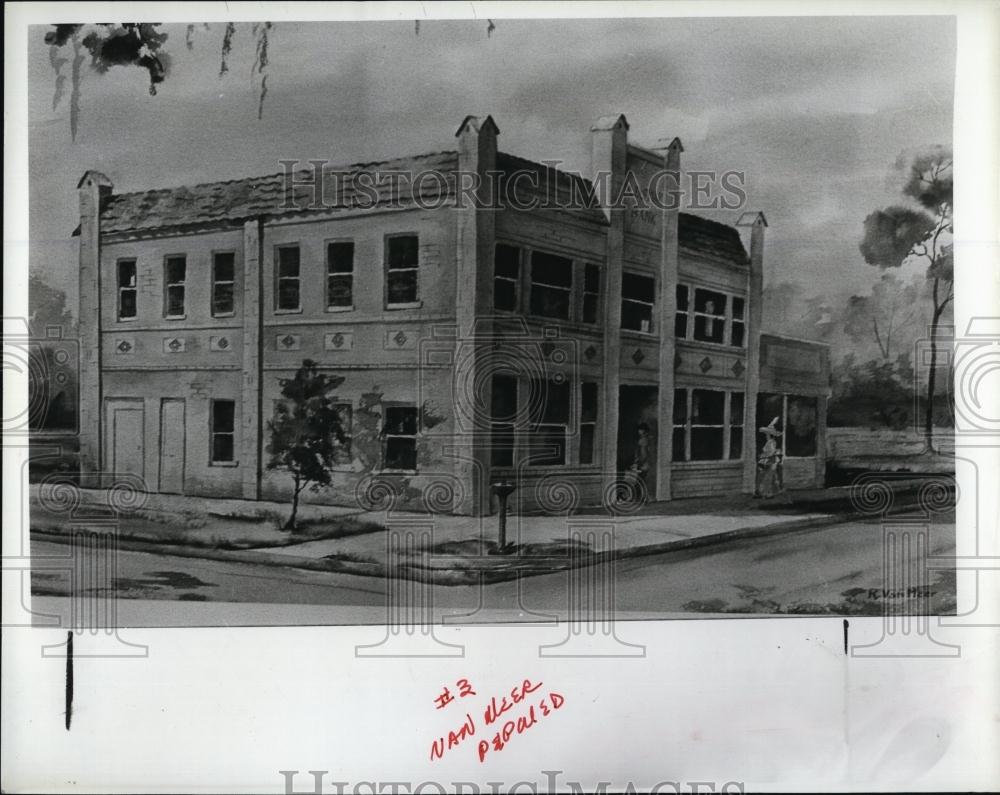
top-left (324, 331), bottom-right (354, 351)
top-left (277, 333), bottom-right (301, 351)
top-left (114, 337), bottom-right (134, 355)
top-left (699, 356), bottom-right (713, 373)
top-left (163, 337), bottom-right (186, 353)
top-left (732, 359), bottom-right (745, 377)
top-left (584, 344), bottom-right (598, 361)
top-left (632, 348), bottom-right (645, 365)
top-left (209, 335), bottom-right (232, 352)
top-left (385, 329), bottom-right (416, 350)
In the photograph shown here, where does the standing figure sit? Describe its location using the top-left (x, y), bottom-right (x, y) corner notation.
top-left (628, 422), bottom-right (652, 501)
top-left (756, 416), bottom-right (784, 498)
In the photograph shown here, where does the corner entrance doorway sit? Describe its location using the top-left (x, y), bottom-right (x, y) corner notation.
top-left (617, 385), bottom-right (659, 500)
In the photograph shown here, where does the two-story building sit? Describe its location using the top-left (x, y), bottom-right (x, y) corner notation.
top-left (75, 114), bottom-right (830, 515)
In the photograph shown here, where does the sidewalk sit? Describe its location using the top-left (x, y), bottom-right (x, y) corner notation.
top-left (28, 477), bottom-right (945, 584)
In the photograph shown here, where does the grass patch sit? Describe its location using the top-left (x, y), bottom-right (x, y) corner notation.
top-left (422, 537), bottom-right (593, 557)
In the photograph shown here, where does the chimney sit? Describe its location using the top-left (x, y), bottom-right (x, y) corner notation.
top-left (590, 114), bottom-right (629, 221)
top-left (76, 171), bottom-right (113, 481)
top-left (456, 115), bottom-right (499, 179)
top-left (736, 211), bottom-right (767, 493)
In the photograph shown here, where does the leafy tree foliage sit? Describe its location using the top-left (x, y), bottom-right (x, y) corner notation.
top-left (44, 22), bottom-right (273, 141)
top-left (265, 360), bottom-right (346, 531)
top-left (859, 146), bottom-right (953, 450)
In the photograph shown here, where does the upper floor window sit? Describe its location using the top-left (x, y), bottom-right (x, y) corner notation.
top-left (210, 399), bottom-right (236, 464)
top-left (529, 251), bottom-right (572, 320)
top-left (382, 404), bottom-right (418, 470)
top-left (731, 297), bottom-right (746, 347)
top-left (621, 272), bottom-right (655, 333)
top-left (164, 255), bottom-right (186, 318)
top-left (276, 246), bottom-right (301, 311)
top-left (675, 285), bottom-right (689, 338)
top-left (494, 243), bottom-right (520, 312)
top-left (674, 284), bottom-right (747, 349)
top-left (117, 259), bottom-right (137, 321)
top-left (693, 288), bottom-right (727, 344)
top-left (212, 252), bottom-right (235, 316)
top-left (582, 264), bottom-right (600, 324)
top-left (386, 235), bottom-right (419, 306)
top-left (326, 241), bottom-right (354, 309)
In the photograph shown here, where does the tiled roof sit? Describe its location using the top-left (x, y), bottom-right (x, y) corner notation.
top-left (679, 212), bottom-right (749, 266)
top-left (93, 150), bottom-right (460, 235)
top-left (87, 148), bottom-right (750, 266)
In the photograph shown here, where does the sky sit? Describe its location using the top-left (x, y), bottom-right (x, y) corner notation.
top-left (26, 16), bottom-right (956, 315)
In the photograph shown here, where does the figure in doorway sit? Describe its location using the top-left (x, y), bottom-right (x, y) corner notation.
top-left (628, 422), bottom-right (652, 501)
top-left (756, 416), bottom-right (784, 498)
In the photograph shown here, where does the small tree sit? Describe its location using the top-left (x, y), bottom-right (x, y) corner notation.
top-left (859, 145), bottom-right (953, 452)
top-left (265, 359), bottom-right (345, 531)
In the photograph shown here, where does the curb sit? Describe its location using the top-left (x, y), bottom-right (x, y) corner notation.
top-left (31, 488), bottom-right (948, 587)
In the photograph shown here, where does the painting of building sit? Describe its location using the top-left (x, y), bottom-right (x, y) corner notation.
top-left (75, 114), bottom-right (829, 515)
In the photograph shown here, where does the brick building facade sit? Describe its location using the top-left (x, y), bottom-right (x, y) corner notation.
top-left (75, 114), bottom-right (830, 515)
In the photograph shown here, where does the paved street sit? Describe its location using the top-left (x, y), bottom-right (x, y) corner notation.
top-left (29, 511), bottom-right (955, 625)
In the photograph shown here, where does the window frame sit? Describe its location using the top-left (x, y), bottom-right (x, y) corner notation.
top-left (325, 239), bottom-right (355, 312)
top-left (116, 258), bottom-right (138, 322)
top-left (163, 254), bottom-right (187, 319)
top-left (209, 398), bottom-right (238, 466)
top-left (579, 381), bottom-right (599, 465)
top-left (489, 373), bottom-right (519, 468)
top-left (274, 244), bottom-right (303, 313)
top-left (672, 388), bottom-right (745, 463)
top-left (384, 233), bottom-right (421, 309)
top-left (782, 394), bottom-right (819, 459)
top-left (526, 377), bottom-right (572, 467)
top-left (380, 402), bottom-right (419, 472)
top-left (528, 249), bottom-right (574, 322)
top-left (674, 282), bottom-right (749, 349)
top-left (581, 263), bottom-right (601, 324)
top-left (691, 287), bottom-right (728, 345)
top-left (674, 284), bottom-right (689, 340)
top-left (621, 270), bottom-right (657, 334)
top-left (211, 251), bottom-right (237, 318)
top-left (731, 296), bottom-right (747, 348)
top-left (332, 401), bottom-right (354, 466)
top-left (493, 242), bottom-right (522, 313)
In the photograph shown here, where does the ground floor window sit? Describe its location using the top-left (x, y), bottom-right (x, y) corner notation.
top-left (487, 375), bottom-right (599, 467)
top-left (210, 399), bottom-right (236, 463)
top-left (579, 382), bottom-right (598, 464)
top-left (490, 374), bottom-right (518, 467)
top-left (383, 404), bottom-right (418, 470)
top-left (332, 403), bottom-right (353, 465)
top-left (672, 388), bottom-right (744, 462)
top-left (757, 393), bottom-right (818, 458)
top-left (528, 378), bottom-right (570, 465)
